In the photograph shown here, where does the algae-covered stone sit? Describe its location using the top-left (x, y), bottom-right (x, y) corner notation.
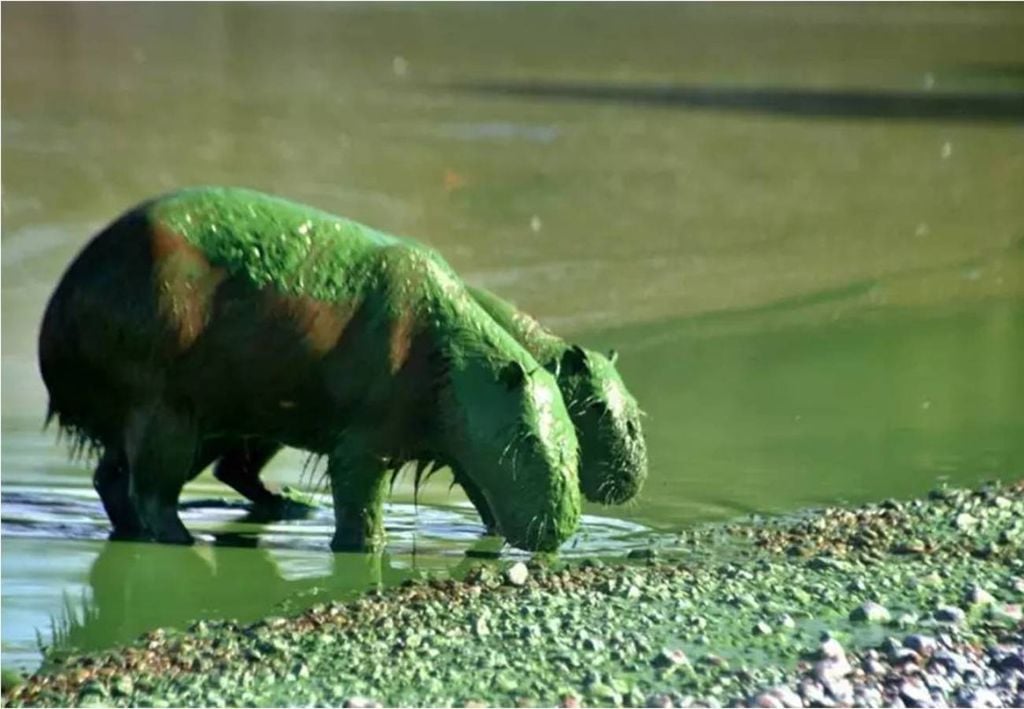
top-left (627, 548), bottom-right (658, 560)
top-left (964, 584), bottom-right (995, 607)
top-left (651, 648), bottom-right (689, 669)
top-left (954, 513), bottom-right (978, 530)
top-left (111, 675), bottom-right (134, 698)
top-left (849, 602), bottom-right (891, 624)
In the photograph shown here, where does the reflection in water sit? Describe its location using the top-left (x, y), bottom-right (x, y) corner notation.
top-left (453, 80), bottom-right (1024, 122)
top-left (47, 534), bottom-right (519, 663)
top-left (52, 542), bottom-right (390, 658)
top-left (1, 487), bottom-right (655, 669)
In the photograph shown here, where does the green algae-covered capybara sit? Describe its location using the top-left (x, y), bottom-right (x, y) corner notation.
top-left (38, 186), bottom-right (581, 552)
top-left (467, 288), bottom-right (647, 508)
top-left (189, 286), bottom-right (649, 531)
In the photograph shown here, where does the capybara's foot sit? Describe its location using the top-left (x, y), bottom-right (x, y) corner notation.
top-left (136, 499), bottom-right (194, 545)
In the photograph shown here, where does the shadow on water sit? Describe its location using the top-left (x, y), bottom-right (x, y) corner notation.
top-left (449, 80), bottom-right (1024, 122)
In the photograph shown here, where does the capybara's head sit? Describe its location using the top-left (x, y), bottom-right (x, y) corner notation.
top-left (554, 346), bottom-right (647, 505)
top-left (441, 356), bottom-right (581, 552)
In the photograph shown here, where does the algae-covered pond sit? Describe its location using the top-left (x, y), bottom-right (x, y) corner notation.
top-left (2, 3), bottom-right (1023, 674)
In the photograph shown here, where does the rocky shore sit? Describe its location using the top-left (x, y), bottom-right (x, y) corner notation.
top-left (4, 481), bottom-right (1022, 707)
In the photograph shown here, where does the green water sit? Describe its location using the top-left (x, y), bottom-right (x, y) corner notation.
top-left (2, 3), bottom-right (1023, 672)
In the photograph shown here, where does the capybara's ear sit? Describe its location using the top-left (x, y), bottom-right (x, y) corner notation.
top-left (608, 349), bottom-right (619, 365)
top-left (561, 345), bottom-right (589, 376)
top-left (498, 360), bottom-right (526, 390)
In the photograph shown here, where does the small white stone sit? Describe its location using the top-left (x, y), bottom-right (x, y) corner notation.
top-left (505, 561), bottom-right (529, 586)
top-left (819, 637), bottom-right (846, 661)
top-left (955, 513), bottom-right (978, 530)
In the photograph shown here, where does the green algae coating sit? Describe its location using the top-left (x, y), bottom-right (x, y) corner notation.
top-left (151, 186), bottom-right (416, 303)
top-left (469, 286), bottom-right (648, 505)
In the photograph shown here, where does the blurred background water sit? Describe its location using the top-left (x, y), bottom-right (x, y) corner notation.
top-left (2, 2), bottom-right (1022, 671)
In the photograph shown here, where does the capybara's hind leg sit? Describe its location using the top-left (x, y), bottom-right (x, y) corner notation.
top-left (124, 403), bottom-right (197, 545)
top-left (214, 439), bottom-right (283, 507)
top-left (93, 447), bottom-right (144, 539)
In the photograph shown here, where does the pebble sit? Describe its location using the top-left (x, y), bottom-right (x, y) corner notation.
top-left (751, 686), bottom-right (802, 708)
top-left (823, 677), bottom-right (853, 705)
top-left (964, 585), bottom-right (996, 607)
top-left (996, 653), bottom-right (1023, 672)
top-left (813, 656), bottom-right (852, 685)
top-left (863, 657), bottom-right (887, 675)
top-left (930, 650), bottom-right (970, 675)
top-left (955, 513), bottom-right (978, 530)
top-left (899, 677), bottom-right (933, 707)
top-left (343, 698), bottom-right (381, 708)
top-left (905, 635), bottom-right (938, 656)
top-left (818, 637), bottom-right (847, 661)
top-left (850, 602), bottom-right (891, 623)
top-left (651, 648), bottom-right (689, 669)
top-left (110, 676), bottom-right (134, 698)
top-left (797, 678), bottom-right (832, 707)
top-left (505, 562), bottom-right (529, 587)
top-left (961, 687), bottom-right (1002, 708)
top-left (933, 606), bottom-right (966, 624)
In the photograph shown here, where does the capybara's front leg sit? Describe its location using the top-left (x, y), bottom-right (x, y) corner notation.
top-left (124, 403), bottom-right (197, 545)
top-left (327, 447), bottom-right (389, 553)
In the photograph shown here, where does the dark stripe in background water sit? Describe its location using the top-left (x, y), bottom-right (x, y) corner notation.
top-left (3, 2), bottom-right (1023, 673)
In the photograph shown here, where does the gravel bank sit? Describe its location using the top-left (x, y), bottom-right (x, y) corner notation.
top-left (4, 481), bottom-right (1021, 707)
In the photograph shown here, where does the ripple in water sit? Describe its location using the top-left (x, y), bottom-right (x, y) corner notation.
top-left (1, 486), bottom-right (664, 558)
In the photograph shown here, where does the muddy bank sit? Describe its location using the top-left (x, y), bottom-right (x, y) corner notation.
top-left (4, 481), bottom-right (1022, 707)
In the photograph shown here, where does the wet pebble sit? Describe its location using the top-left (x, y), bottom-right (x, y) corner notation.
top-left (651, 648), bottom-right (689, 669)
top-left (850, 601), bottom-right (891, 623)
top-left (505, 562), bottom-right (529, 587)
top-left (751, 686), bottom-right (803, 708)
top-left (965, 584), bottom-right (996, 608)
top-left (905, 635), bottom-right (938, 656)
top-left (933, 606), bottom-right (966, 624)
top-left (899, 676), bottom-right (933, 707)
